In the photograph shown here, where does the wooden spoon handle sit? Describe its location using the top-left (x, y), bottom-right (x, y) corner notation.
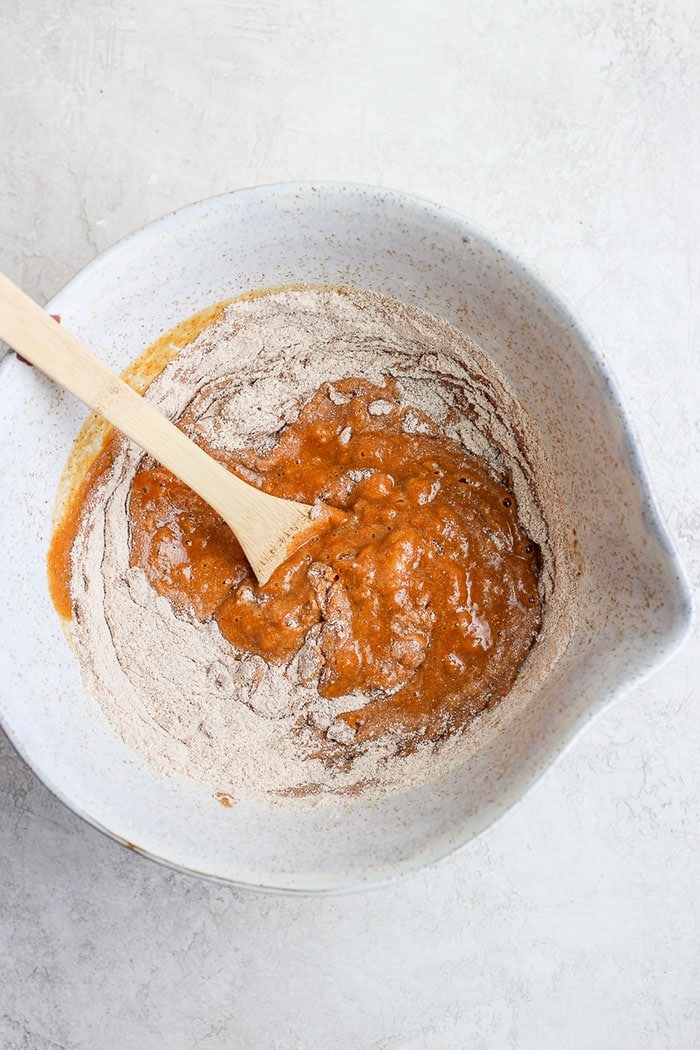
top-left (0, 272), bottom-right (314, 582)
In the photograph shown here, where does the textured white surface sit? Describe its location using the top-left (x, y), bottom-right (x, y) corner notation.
top-left (0, 2), bottom-right (698, 1048)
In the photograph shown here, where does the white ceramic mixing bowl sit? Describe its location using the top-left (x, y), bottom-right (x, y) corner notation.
top-left (0, 184), bottom-right (691, 891)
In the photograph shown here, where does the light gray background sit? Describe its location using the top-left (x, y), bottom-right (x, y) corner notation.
top-left (1, 3), bottom-right (698, 1048)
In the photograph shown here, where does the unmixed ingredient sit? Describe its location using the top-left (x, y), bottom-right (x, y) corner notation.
top-left (48, 287), bottom-right (571, 803)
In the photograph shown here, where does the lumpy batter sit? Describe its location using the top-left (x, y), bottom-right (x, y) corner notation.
top-left (128, 376), bottom-right (541, 744)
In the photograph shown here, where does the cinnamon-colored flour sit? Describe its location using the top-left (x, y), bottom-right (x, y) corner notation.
top-left (48, 288), bottom-right (575, 804)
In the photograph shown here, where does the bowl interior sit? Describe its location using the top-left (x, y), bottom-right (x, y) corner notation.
top-left (0, 184), bottom-right (691, 890)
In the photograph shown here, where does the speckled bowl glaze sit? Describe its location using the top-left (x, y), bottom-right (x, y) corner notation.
top-left (0, 184), bottom-right (692, 892)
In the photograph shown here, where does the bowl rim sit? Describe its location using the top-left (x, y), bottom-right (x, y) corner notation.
top-left (1, 181), bottom-right (693, 893)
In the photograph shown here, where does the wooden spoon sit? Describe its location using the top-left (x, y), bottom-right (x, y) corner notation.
top-left (0, 272), bottom-right (334, 585)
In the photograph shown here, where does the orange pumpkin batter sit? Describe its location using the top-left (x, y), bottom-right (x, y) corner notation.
top-left (128, 376), bottom-right (541, 743)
